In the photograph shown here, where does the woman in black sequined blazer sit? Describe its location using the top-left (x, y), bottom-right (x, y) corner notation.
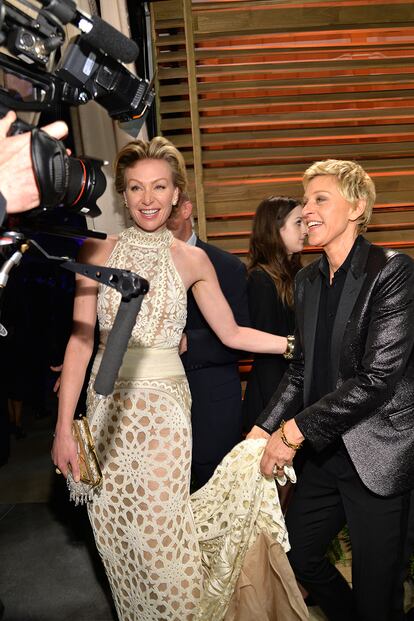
top-left (248, 159), bottom-right (414, 621)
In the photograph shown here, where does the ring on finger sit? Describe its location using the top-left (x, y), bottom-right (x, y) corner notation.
top-left (272, 464), bottom-right (284, 477)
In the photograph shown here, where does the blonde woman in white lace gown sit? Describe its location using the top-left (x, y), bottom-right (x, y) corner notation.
top-left (52, 137), bottom-right (306, 621)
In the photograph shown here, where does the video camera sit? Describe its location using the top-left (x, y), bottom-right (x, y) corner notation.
top-left (0, 0), bottom-right (155, 217)
top-left (0, 2), bottom-right (154, 395)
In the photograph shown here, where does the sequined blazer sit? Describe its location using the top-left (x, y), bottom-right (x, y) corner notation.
top-left (256, 236), bottom-right (414, 496)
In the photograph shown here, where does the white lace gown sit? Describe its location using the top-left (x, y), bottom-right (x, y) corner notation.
top-left (85, 225), bottom-right (308, 621)
top-left (86, 226), bottom-right (203, 621)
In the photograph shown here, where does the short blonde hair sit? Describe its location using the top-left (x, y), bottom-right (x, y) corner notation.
top-left (303, 159), bottom-right (376, 233)
top-left (114, 136), bottom-right (188, 216)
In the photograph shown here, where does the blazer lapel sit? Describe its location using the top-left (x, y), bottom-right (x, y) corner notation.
top-left (303, 264), bottom-right (321, 405)
top-left (330, 238), bottom-right (370, 384)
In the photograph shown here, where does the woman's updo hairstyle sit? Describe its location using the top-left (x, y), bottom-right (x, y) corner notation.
top-left (114, 136), bottom-right (188, 216)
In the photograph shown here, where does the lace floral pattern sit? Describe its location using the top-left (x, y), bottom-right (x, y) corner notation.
top-left (97, 226), bottom-right (187, 349)
top-left (191, 439), bottom-right (290, 620)
top-left (87, 226), bottom-right (203, 621)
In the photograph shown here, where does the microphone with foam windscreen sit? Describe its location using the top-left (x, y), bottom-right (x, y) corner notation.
top-left (76, 14), bottom-right (139, 64)
top-left (39, 2), bottom-right (140, 64)
top-left (94, 290), bottom-right (147, 397)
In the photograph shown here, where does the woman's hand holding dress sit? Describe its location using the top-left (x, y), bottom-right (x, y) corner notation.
top-left (260, 418), bottom-right (304, 476)
top-left (259, 431), bottom-right (296, 475)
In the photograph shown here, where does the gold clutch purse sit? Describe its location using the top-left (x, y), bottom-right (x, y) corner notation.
top-left (66, 416), bottom-right (103, 505)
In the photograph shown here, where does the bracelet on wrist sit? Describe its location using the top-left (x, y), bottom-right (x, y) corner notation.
top-left (283, 334), bottom-right (295, 360)
top-left (279, 419), bottom-right (303, 451)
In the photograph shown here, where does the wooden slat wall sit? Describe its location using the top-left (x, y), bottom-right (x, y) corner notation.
top-left (151, 0), bottom-right (414, 259)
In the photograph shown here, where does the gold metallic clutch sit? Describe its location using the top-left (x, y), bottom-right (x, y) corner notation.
top-left (66, 416), bottom-right (103, 505)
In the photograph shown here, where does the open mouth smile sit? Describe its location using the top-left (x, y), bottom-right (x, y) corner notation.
top-left (140, 209), bottom-right (159, 217)
top-left (307, 220), bottom-right (323, 230)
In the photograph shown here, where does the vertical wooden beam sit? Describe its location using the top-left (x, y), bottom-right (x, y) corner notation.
top-left (182, 0), bottom-right (207, 241)
top-left (149, 3), bottom-right (162, 135)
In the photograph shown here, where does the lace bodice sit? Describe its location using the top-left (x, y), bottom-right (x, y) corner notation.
top-left (97, 226), bottom-right (187, 349)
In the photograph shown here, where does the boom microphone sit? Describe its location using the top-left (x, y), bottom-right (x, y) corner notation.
top-left (76, 14), bottom-right (139, 64)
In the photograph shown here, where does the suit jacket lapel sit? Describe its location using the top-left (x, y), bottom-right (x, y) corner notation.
top-left (330, 238), bottom-right (370, 384)
top-left (303, 263), bottom-right (321, 405)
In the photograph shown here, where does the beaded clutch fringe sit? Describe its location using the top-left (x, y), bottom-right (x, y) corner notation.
top-left (66, 417), bottom-right (103, 506)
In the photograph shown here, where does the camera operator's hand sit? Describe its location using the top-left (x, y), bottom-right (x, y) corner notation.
top-left (51, 429), bottom-right (80, 482)
top-left (0, 110), bottom-right (68, 214)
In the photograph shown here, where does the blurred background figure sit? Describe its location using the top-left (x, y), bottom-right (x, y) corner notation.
top-left (168, 192), bottom-right (250, 490)
top-left (243, 196), bottom-right (306, 433)
top-left (0, 261), bottom-right (28, 443)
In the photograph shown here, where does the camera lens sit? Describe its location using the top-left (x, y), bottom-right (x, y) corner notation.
top-left (65, 157), bottom-right (107, 218)
top-left (20, 31), bottom-right (36, 50)
top-left (31, 128), bottom-right (106, 216)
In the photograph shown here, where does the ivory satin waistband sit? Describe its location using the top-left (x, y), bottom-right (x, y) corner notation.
top-left (92, 346), bottom-right (185, 381)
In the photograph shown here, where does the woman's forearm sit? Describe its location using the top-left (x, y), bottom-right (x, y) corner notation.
top-left (190, 265), bottom-right (289, 355)
top-left (55, 335), bottom-right (94, 435)
top-left (223, 326), bottom-right (288, 355)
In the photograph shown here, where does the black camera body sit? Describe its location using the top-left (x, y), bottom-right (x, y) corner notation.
top-left (0, 0), bottom-right (152, 120)
top-left (8, 26), bottom-right (51, 64)
top-left (57, 37), bottom-right (154, 123)
top-left (0, 0), bottom-right (153, 216)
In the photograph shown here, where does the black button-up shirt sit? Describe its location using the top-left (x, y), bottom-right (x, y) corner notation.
top-left (309, 237), bottom-right (360, 406)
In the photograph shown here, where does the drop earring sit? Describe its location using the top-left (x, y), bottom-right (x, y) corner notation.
top-left (172, 189), bottom-right (179, 208)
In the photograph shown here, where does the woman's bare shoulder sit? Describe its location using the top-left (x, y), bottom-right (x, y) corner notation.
top-left (171, 238), bottom-right (208, 262)
top-left (78, 233), bottom-right (118, 265)
top-left (170, 238), bottom-right (212, 289)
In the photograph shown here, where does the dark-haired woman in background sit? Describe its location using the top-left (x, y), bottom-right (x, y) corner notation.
top-left (243, 196), bottom-right (307, 433)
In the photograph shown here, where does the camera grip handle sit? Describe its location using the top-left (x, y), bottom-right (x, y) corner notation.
top-left (0, 102), bottom-right (33, 135)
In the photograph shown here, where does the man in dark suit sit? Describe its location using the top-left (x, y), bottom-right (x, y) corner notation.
top-left (248, 159), bottom-right (414, 621)
top-left (168, 194), bottom-right (249, 489)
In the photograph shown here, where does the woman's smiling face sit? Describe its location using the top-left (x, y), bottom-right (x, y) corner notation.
top-left (124, 158), bottom-right (179, 232)
top-left (302, 174), bottom-right (363, 250)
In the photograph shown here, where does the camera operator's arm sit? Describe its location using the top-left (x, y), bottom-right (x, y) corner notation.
top-left (0, 110), bottom-right (68, 215)
top-left (51, 236), bottom-right (116, 481)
